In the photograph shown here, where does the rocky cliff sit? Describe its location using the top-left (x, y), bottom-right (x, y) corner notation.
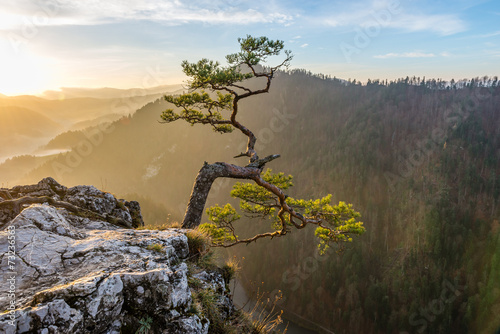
top-left (0, 178), bottom-right (234, 333)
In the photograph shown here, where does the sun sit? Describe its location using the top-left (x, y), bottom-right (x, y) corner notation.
top-left (0, 41), bottom-right (55, 96)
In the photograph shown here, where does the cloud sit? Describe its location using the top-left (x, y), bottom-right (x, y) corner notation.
top-left (479, 31), bottom-right (500, 38)
top-left (1, 0), bottom-right (467, 36)
top-left (387, 14), bottom-right (466, 36)
top-left (0, 0), bottom-right (295, 29)
top-left (484, 49), bottom-right (500, 58)
top-left (300, 43), bottom-right (309, 48)
top-left (319, 0), bottom-right (466, 36)
top-left (374, 52), bottom-right (436, 59)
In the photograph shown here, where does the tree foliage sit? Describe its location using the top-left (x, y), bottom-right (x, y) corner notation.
top-left (161, 35), bottom-right (364, 250)
top-left (201, 169), bottom-right (364, 253)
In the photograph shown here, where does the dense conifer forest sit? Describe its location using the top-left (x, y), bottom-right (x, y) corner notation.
top-left (231, 71), bottom-right (500, 333)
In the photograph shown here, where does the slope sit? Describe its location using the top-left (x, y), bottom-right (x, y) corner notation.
top-left (0, 106), bottom-right (62, 161)
top-left (0, 85), bottom-right (182, 162)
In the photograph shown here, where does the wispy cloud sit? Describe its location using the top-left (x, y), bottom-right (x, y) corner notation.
top-left (2, 0), bottom-right (467, 36)
top-left (300, 43), bottom-right (309, 48)
top-left (319, 0), bottom-right (466, 36)
top-left (479, 30), bottom-right (500, 38)
top-left (484, 49), bottom-right (500, 58)
top-left (0, 0), bottom-right (294, 29)
top-left (386, 14), bottom-right (466, 36)
top-left (374, 52), bottom-right (436, 59)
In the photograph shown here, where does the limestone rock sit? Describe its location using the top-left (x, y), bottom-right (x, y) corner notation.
top-left (0, 180), bottom-right (234, 333)
top-left (0, 177), bottom-right (144, 228)
top-left (9, 177), bottom-right (67, 199)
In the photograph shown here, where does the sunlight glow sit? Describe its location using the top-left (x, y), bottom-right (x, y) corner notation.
top-left (0, 44), bottom-right (55, 96)
top-left (0, 13), bottom-right (22, 30)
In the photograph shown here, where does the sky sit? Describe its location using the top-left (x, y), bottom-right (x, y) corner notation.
top-left (0, 0), bottom-right (499, 96)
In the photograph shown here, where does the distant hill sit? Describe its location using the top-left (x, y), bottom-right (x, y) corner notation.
top-left (0, 155), bottom-right (54, 187)
top-left (68, 113), bottom-right (123, 131)
top-left (0, 106), bottom-right (62, 161)
top-left (0, 95), bottom-right (132, 125)
top-left (40, 84), bottom-right (184, 100)
top-left (0, 106), bottom-right (61, 136)
top-left (37, 129), bottom-right (93, 151)
top-left (0, 85), bottom-right (182, 126)
top-left (0, 85), bottom-right (182, 161)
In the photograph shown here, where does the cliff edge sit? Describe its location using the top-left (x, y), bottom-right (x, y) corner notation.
top-left (0, 178), bottom-right (233, 333)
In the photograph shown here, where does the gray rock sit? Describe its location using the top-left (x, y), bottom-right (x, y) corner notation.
top-left (164, 315), bottom-right (209, 334)
top-left (0, 180), bottom-right (234, 334)
top-left (63, 185), bottom-right (117, 216)
top-left (9, 177), bottom-right (67, 199)
top-left (0, 178), bottom-right (144, 228)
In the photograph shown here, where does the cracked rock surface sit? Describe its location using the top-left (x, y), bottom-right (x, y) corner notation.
top-left (0, 179), bottom-right (232, 333)
top-left (0, 177), bottom-right (144, 228)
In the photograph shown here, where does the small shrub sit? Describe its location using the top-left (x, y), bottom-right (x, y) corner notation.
top-left (147, 243), bottom-right (164, 253)
top-left (165, 221), bottom-right (182, 229)
top-left (149, 221), bottom-right (180, 231)
top-left (154, 215), bottom-right (182, 230)
top-left (135, 316), bottom-right (153, 334)
top-left (249, 292), bottom-right (288, 334)
top-left (188, 275), bottom-right (203, 290)
top-left (221, 257), bottom-right (241, 285)
top-left (138, 214), bottom-right (181, 230)
top-left (188, 294), bottom-right (202, 316)
top-left (193, 288), bottom-right (227, 333)
top-left (186, 229), bottom-right (211, 258)
top-left (116, 200), bottom-right (126, 210)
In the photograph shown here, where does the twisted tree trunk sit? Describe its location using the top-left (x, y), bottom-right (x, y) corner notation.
top-left (181, 162), bottom-right (261, 229)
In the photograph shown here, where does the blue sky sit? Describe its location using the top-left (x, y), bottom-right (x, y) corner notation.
top-left (0, 0), bottom-right (499, 95)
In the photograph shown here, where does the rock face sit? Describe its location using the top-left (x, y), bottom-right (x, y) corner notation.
top-left (0, 177), bottom-right (144, 229)
top-left (0, 179), bottom-right (233, 334)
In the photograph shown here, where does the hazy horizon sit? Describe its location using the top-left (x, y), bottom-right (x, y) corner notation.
top-left (1, 0), bottom-right (499, 96)
top-left (0, 72), bottom-right (496, 99)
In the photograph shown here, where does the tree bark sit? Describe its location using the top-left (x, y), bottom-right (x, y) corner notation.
top-left (181, 162), bottom-right (261, 229)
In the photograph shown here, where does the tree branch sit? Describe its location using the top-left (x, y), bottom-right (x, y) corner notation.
top-left (214, 229), bottom-right (286, 247)
top-left (246, 154), bottom-right (280, 168)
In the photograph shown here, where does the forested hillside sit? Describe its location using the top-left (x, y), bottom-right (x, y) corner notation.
top-left (0, 90), bottom-right (172, 163)
top-left (0, 106), bottom-right (62, 160)
top-left (231, 72), bottom-right (500, 334)
top-left (2, 71), bottom-right (499, 333)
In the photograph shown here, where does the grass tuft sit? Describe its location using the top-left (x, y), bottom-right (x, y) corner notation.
top-left (147, 243), bottom-right (164, 253)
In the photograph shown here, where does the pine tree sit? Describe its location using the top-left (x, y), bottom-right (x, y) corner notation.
top-left (161, 35), bottom-right (364, 249)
